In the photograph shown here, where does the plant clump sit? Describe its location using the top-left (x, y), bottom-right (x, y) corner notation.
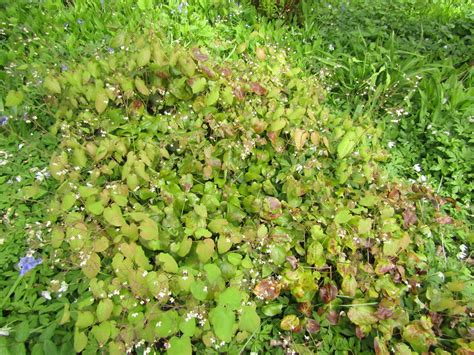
top-left (38, 31), bottom-right (472, 354)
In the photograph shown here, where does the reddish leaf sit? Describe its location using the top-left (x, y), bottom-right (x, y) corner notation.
top-left (298, 302), bottom-right (312, 317)
top-left (286, 256), bottom-right (299, 270)
top-left (403, 208), bottom-right (417, 228)
top-left (233, 86), bottom-right (245, 101)
top-left (355, 326), bottom-right (365, 339)
top-left (156, 71), bottom-right (170, 79)
top-left (305, 319), bottom-right (320, 334)
top-left (326, 310), bottom-right (339, 325)
top-left (192, 47), bottom-right (208, 62)
top-left (387, 187), bottom-right (400, 201)
top-left (265, 197), bottom-right (281, 211)
top-left (250, 82), bottom-right (267, 96)
top-left (375, 305), bottom-right (393, 320)
top-left (435, 215), bottom-right (453, 225)
top-left (253, 278), bottom-right (281, 300)
top-left (319, 284), bottom-right (338, 304)
top-left (132, 100), bottom-right (142, 109)
top-left (267, 131), bottom-right (277, 145)
top-left (199, 65), bottom-right (216, 78)
top-left (252, 120), bottom-right (266, 134)
top-left (374, 337), bottom-right (389, 355)
top-left (429, 311), bottom-right (443, 335)
top-left (186, 77), bottom-right (196, 87)
top-left (220, 67), bottom-right (232, 77)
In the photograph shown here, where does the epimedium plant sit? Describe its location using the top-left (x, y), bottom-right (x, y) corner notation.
top-left (5, 30), bottom-right (472, 354)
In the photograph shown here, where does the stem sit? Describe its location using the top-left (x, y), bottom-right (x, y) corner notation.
top-left (0, 274), bottom-right (22, 310)
top-left (339, 302), bottom-right (379, 307)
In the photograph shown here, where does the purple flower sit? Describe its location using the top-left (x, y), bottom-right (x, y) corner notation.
top-left (0, 116), bottom-right (8, 126)
top-left (106, 47), bottom-right (115, 54)
top-left (61, 64), bottom-right (68, 72)
top-left (17, 256), bottom-right (42, 276)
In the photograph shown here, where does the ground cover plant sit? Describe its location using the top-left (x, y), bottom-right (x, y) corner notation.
top-left (264, 0), bottom-right (474, 206)
top-left (0, 0), bottom-right (473, 354)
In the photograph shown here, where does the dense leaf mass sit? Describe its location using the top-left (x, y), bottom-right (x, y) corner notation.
top-left (34, 32), bottom-right (473, 353)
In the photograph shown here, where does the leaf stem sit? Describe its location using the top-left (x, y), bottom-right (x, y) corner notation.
top-left (0, 274), bottom-right (22, 310)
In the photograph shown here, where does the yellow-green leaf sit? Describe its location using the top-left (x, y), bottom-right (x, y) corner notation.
top-left (74, 330), bottom-right (88, 352)
top-left (5, 90), bottom-right (24, 107)
top-left (337, 131), bottom-right (357, 159)
top-left (137, 46), bottom-right (151, 67)
top-left (95, 90), bottom-right (109, 114)
top-left (135, 77), bottom-right (150, 96)
top-left (103, 204), bottom-right (125, 226)
top-left (44, 76), bottom-right (61, 94)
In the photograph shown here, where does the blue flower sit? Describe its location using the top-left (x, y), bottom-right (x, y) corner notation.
top-left (177, 1), bottom-right (188, 14)
top-left (17, 256), bottom-right (42, 276)
top-left (61, 64), bottom-right (68, 72)
top-left (106, 47), bottom-right (115, 54)
top-left (0, 116), bottom-right (8, 126)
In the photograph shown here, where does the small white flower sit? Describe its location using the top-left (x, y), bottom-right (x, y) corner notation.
top-left (58, 281), bottom-right (68, 293)
top-left (41, 291), bottom-right (52, 300)
top-left (413, 164), bottom-right (422, 172)
top-left (0, 326), bottom-right (11, 337)
top-left (387, 141), bottom-right (396, 149)
top-left (457, 244), bottom-right (468, 260)
top-left (328, 44), bottom-right (335, 51)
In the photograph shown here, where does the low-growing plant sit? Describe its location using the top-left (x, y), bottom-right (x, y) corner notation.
top-left (0, 1), bottom-right (473, 354)
top-left (2, 30), bottom-right (472, 354)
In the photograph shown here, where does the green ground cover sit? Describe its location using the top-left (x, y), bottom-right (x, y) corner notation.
top-left (0, 0), bottom-right (472, 354)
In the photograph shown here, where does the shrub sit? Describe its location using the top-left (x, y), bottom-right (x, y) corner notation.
top-left (15, 30), bottom-right (469, 354)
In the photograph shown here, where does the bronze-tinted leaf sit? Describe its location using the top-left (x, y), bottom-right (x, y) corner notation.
top-left (355, 326), bottom-right (365, 339)
top-left (375, 305), bottom-right (393, 320)
top-left (199, 64), bottom-right (216, 78)
top-left (387, 187), bottom-right (400, 201)
top-left (297, 302), bottom-right (312, 317)
top-left (192, 47), bottom-right (208, 62)
top-left (250, 82), bottom-right (267, 96)
top-left (286, 256), bottom-right (299, 270)
top-left (220, 67), bottom-right (232, 77)
top-left (326, 310), bottom-right (339, 325)
top-left (256, 47), bottom-right (266, 61)
top-left (403, 208), bottom-right (417, 228)
top-left (253, 278), bottom-right (281, 300)
top-left (305, 319), bottom-right (320, 334)
top-left (374, 337), bottom-right (390, 355)
top-left (319, 284), bottom-right (338, 304)
top-left (435, 215), bottom-right (453, 225)
top-left (233, 86), bottom-right (245, 101)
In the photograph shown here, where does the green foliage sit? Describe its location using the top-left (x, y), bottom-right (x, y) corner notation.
top-left (249, 0), bottom-right (301, 19)
top-left (11, 31), bottom-right (471, 353)
top-left (0, 0), bottom-right (472, 354)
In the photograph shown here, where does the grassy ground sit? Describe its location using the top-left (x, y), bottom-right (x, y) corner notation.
top-left (0, 0), bottom-right (472, 354)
